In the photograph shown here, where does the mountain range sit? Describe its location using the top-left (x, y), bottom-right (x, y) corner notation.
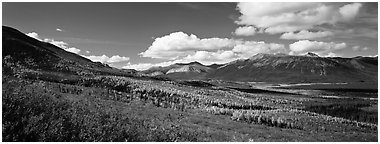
top-left (142, 53), bottom-right (377, 83)
top-left (3, 26), bottom-right (378, 83)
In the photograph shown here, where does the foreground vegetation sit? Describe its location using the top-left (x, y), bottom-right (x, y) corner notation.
top-left (2, 69), bottom-right (378, 141)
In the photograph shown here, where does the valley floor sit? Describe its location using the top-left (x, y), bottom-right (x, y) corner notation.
top-left (2, 74), bottom-right (378, 142)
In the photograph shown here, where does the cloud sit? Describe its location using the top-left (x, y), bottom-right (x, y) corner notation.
top-left (289, 40), bottom-right (347, 56)
top-left (126, 41), bottom-right (286, 70)
top-left (352, 46), bottom-right (369, 51)
top-left (133, 31), bottom-right (291, 70)
top-left (56, 28), bottom-right (63, 32)
top-left (330, 28), bottom-right (378, 39)
top-left (26, 32), bottom-right (81, 54)
top-left (232, 41), bottom-right (287, 59)
top-left (140, 31), bottom-right (238, 59)
top-left (141, 31), bottom-right (291, 60)
top-left (26, 32), bottom-right (42, 41)
top-left (177, 3), bottom-right (201, 9)
top-left (181, 50), bottom-right (239, 65)
top-left (42, 38), bottom-right (81, 54)
top-left (82, 55), bottom-right (130, 63)
top-left (122, 61), bottom-right (176, 71)
top-left (280, 30), bottom-right (334, 40)
top-left (123, 63), bottom-right (156, 71)
top-left (325, 52), bottom-right (341, 57)
top-left (234, 26), bottom-right (257, 36)
top-left (65, 47), bottom-right (81, 54)
top-left (339, 3), bottom-right (362, 21)
top-left (236, 2), bottom-right (363, 34)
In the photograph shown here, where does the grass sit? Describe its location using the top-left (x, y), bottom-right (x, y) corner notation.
top-left (2, 71), bottom-right (378, 142)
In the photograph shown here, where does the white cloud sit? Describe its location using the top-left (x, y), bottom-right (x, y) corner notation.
top-left (140, 31), bottom-right (238, 59)
top-left (26, 32), bottom-right (81, 54)
top-left (352, 46), bottom-right (369, 51)
top-left (107, 55), bottom-right (130, 63)
top-left (352, 46), bottom-right (360, 51)
top-left (56, 28), bottom-right (63, 32)
top-left (42, 38), bottom-right (81, 54)
top-left (65, 47), bottom-right (81, 54)
top-left (123, 63), bottom-right (155, 71)
top-left (232, 41), bottom-right (287, 59)
top-left (82, 55), bottom-right (130, 63)
top-left (26, 32), bottom-right (42, 41)
top-left (181, 50), bottom-right (239, 65)
top-left (234, 26), bottom-right (257, 36)
top-left (86, 51), bottom-right (90, 54)
top-left (280, 30), bottom-right (333, 40)
top-left (137, 31), bottom-right (289, 70)
top-left (289, 40), bottom-right (347, 56)
top-left (122, 61), bottom-right (176, 71)
top-left (43, 38), bottom-right (68, 48)
top-left (325, 52), bottom-right (341, 57)
top-left (236, 2), bottom-right (363, 34)
top-left (339, 3), bottom-right (362, 21)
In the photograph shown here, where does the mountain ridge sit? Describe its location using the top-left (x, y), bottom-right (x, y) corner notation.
top-left (142, 53), bottom-right (377, 83)
top-left (2, 25), bottom-right (132, 77)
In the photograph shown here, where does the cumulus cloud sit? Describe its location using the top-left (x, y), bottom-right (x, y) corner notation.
top-left (26, 32), bottom-right (81, 54)
top-left (325, 52), bottom-right (341, 57)
top-left (140, 32), bottom-right (238, 59)
top-left (26, 32), bottom-right (42, 41)
top-left (122, 61), bottom-right (178, 71)
top-left (289, 40), bottom-right (347, 56)
top-left (65, 47), bottom-right (81, 54)
top-left (339, 3), bottom-right (362, 21)
top-left (181, 50), bottom-right (239, 65)
top-left (280, 30), bottom-right (334, 40)
top-left (352, 46), bottom-right (369, 51)
top-left (123, 63), bottom-right (156, 71)
top-left (43, 38), bottom-right (81, 54)
top-left (82, 55), bottom-right (130, 63)
top-left (232, 41), bottom-right (287, 59)
top-left (133, 31), bottom-right (292, 70)
top-left (236, 2), bottom-right (363, 34)
top-left (234, 26), bottom-right (257, 36)
top-left (137, 31), bottom-right (291, 70)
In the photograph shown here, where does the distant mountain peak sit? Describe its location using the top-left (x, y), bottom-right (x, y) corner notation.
top-left (305, 52), bottom-right (320, 57)
top-left (248, 53), bottom-right (288, 60)
top-left (188, 61), bottom-right (203, 65)
top-left (176, 61), bottom-right (204, 66)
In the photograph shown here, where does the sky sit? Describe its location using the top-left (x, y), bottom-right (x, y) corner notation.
top-left (2, 2), bottom-right (378, 70)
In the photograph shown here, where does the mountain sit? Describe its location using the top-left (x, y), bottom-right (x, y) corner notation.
top-left (2, 26), bottom-right (128, 78)
top-left (208, 53), bottom-right (377, 83)
top-left (141, 61), bottom-right (214, 80)
top-left (139, 52), bottom-right (377, 83)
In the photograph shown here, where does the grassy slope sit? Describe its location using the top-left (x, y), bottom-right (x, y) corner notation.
top-left (2, 73), bottom-right (377, 142)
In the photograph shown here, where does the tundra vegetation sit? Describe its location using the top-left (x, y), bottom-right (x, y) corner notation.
top-left (2, 66), bottom-right (378, 141)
